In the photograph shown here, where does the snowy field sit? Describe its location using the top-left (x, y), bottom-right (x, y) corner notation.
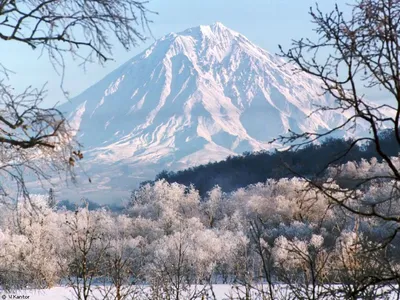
top-left (2, 285), bottom-right (399, 300)
top-left (4, 285), bottom-right (400, 300)
top-left (0, 285), bottom-right (288, 300)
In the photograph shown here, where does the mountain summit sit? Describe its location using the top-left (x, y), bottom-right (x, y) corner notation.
top-left (58, 23), bottom-right (351, 202)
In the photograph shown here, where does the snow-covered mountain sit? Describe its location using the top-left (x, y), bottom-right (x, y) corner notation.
top-left (57, 22), bottom-right (352, 202)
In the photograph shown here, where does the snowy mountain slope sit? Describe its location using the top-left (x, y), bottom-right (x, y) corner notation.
top-left (57, 22), bottom-right (357, 202)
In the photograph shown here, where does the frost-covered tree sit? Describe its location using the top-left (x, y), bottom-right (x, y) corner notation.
top-left (201, 185), bottom-right (228, 228)
top-left (97, 214), bottom-right (145, 300)
top-left (128, 180), bottom-right (249, 298)
top-left (272, 234), bottom-right (331, 299)
top-left (129, 180), bottom-right (201, 235)
top-left (145, 217), bottom-right (247, 300)
top-left (64, 204), bottom-right (111, 300)
top-left (327, 229), bottom-right (396, 299)
top-left (0, 195), bottom-right (64, 290)
top-left (276, 0), bottom-right (400, 292)
top-left (0, 0), bottom-right (153, 203)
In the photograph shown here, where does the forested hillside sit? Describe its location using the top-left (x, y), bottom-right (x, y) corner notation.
top-left (150, 130), bottom-right (400, 196)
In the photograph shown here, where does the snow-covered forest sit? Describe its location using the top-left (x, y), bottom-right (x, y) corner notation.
top-left (1, 157), bottom-right (399, 299)
top-left (150, 134), bottom-right (400, 197)
top-left (3, 0), bottom-right (400, 299)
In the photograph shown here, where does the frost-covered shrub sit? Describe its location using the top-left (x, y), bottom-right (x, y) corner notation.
top-left (0, 195), bottom-right (64, 289)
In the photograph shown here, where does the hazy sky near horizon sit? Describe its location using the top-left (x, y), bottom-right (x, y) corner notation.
top-left (3, 0), bottom-right (368, 107)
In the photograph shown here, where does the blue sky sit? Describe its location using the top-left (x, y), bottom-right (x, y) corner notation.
top-left (4, 0), bottom-right (355, 107)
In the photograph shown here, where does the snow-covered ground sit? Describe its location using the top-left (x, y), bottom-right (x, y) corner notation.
top-left (3, 284), bottom-right (399, 299)
top-left (0, 285), bottom-right (278, 300)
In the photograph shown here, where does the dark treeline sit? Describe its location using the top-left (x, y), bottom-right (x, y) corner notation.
top-left (149, 129), bottom-right (400, 196)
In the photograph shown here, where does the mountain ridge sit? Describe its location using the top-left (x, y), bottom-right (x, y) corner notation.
top-left (55, 22), bottom-right (357, 202)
